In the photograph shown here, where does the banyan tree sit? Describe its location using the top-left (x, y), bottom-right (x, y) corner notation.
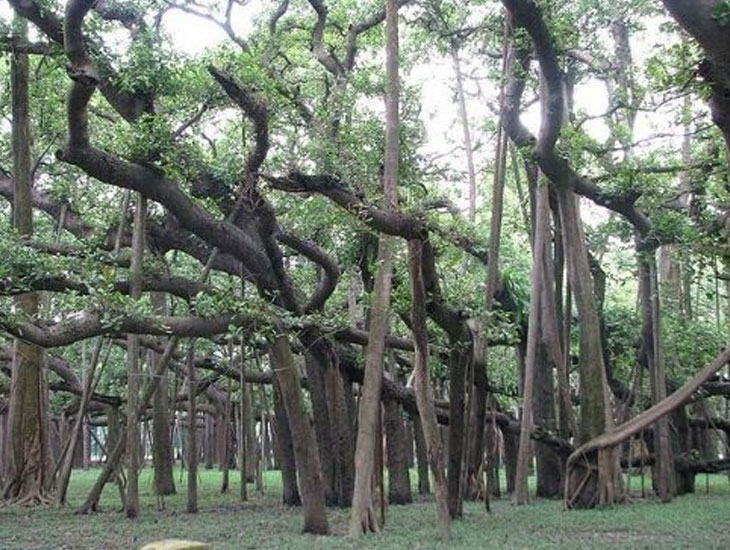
top-left (0, 0), bottom-right (729, 541)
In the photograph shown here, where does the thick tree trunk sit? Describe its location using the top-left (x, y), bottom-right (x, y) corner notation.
top-left (152, 362), bottom-right (176, 495)
top-left (485, 409), bottom-right (501, 498)
top-left (216, 411), bottom-right (226, 472)
top-left (300, 338), bottom-right (355, 508)
top-left (241, 385), bottom-right (257, 482)
top-left (272, 377), bottom-right (300, 506)
top-left (152, 294), bottom-right (176, 496)
top-left (125, 193), bottom-right (146, 519)
top-left (106, 404), bottom-right (126, 505)
top-left (404, 420), bottom-right (414, 468)
top-left (649, 260), bottom-right (676, 500)
top-left (466, 370), bottom-right (487, 499)
top-left (384, 399), bottom-right (412, 504)
top-left (330, 365), bottom-right (355, 506)
top-left (446, 343), bottom-right (469, 517)
top-left (269, 334), bottom-right (329, 534)
top-left (408, 240), bottom-right (451, 538)
top-left (534, 238), bottom-right (564, 497)
top-left (2, 16), bottom-right (51, 506)
top-left (639, 251), bottom-right (676, 501)
top-left (534, 345), bottom-right (562, 498)
top-left (349, 233), bottom-right (394, 535)
top-left (303, 353), bottom-right (336, 504)
top-left (672, 406), bottom-right (694, 495)
top-left (551, 202), bottom-right (574, 449)
top-left (504, 428), bottom-right (518, 493)
top-left (557, 187), bottom-right (619, 508)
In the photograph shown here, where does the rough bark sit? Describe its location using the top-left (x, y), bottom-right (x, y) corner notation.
top-left (244, 383), bottom-right (258, 483)
top-left (152, 297), bottom-right (176, 496)
top-left (203, 413), bottom-right (214, 470)
top-left (272, 376), bottom-right (300, 506)
top-left (125, 193), bottom-right (146, 519)
top-left (269, 335), bottom-right (329, 534)
top-left (186, 341), bottom-right (198, 513)
top-left (408, 239), bottom-right (451, 538)
top-left (557, 187), bottom-right (619, 508)
top-left (534, 345), bottom-right (561, 498)
top-left (2, 16), bottom-right (51, 505)
top-left (535, 204), bottom-right (563, 499)
top-left (384, 399), bottom-right (412, 504)
top-left (238, 345), bottom-right (248, 501)
top-left (446, 341), bottom-right (469, 517)
top-left (504, 428), bottom-right (518, 493)
top-left (515, 180), bottom-right (549, 504)
top-left (349, 0), bottom-right (400, 536)
top-left (639, 251), bottom-right (676, 501)
top-left (672, 406), bottom-right (695, 495)
top-left (567, 346), bottom-right (730, 494)
top-left (304, 352), bottom-right (335, 504)
top-left (412, 413), bottom-right (430, 494)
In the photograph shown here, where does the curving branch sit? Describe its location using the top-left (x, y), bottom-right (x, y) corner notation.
top-left (63, 0), bottom-right (98, 151)
top-left (264, 172), bottom-right (498, 266)
top-left (55, 145), bottom-right (278, 293)
top-left (343, 0), bottom-right (415, 71)
top-left (0, 176), bottom-right (92, 238)
top-left (2, 310), bottom-right (255, 348)
top-left (0, 35), bottom-right (59, 55)
top-left (8, 0), bottom-right (151, 122)
top-left (269, 0), bottom-right (290, 35)
top-left (164, 0), bottom-right (250, 51)
top-left (567, 346), bottom-right (730, 471)
top-left (92, 1), bottom-right (144, 29)
top-left (208, 66), bottom-right (270, 176)
top-left (501, 0), bottom-right (562, 153)
top-left (0, 274), bottom-right (211, 301)
top-left (500, 1), bottom-right (654, 241)
top-left (306, 0), bottom-right (416, 77)
top-left (0, 346), bottom-right (121, 407)
top-left (306, 0), bottom-right (345, 77)
top-left (266, 172), bottom-right (426, 239)
top-left (277, 230), bottom-right (340, 313)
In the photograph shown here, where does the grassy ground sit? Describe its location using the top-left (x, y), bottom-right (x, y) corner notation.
top-left (1, 468), bottom-right (728, 550)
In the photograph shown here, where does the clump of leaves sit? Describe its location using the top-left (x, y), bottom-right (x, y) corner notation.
top-left (712, 0), bottom-right (730, 26)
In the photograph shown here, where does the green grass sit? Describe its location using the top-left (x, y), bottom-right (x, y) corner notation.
top-left (1, 468), bottom-right (728, 550)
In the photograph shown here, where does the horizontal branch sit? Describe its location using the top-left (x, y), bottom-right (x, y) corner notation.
top-left (0, 274), bottom-right (210, 301)
top-left (1, 310), bottom-right (254, 348)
